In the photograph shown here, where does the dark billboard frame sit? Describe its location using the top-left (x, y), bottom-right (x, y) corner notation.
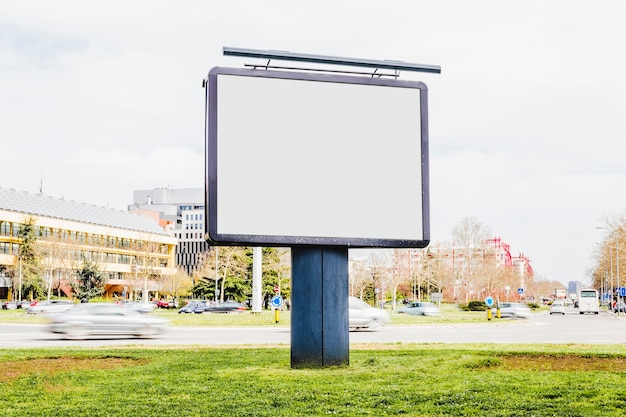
top-left (205, 66), bottom-right (430, 248)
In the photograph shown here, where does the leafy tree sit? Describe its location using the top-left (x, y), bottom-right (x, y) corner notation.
top-left (192, 246), bottom-right (290, 304)
top-left (261, 247), bottom-right (290, 301)
top-left (16, 217), bottom-right (45, 300)
top-left (192, 247), bottom-right (251, 301)
top-left (72, 258), bottom-right (105, 300)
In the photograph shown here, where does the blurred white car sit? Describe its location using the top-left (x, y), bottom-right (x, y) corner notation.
top-left (396, 301), bottom-right (440, 316)
top-left (348, 296), bottom-right (390, 330)
top-left (122, 301), bottom-right (157, 314)
top-left (47, 303), bottom-right (168, 339)
top-left (550, 300), bottom-right (566, 315)
top-left (27, 299), bottom-right (74, 314)
top-left (495, 302), bottom-right (531, 319)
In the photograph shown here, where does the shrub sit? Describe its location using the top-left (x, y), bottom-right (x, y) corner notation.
top-left (467, 300), bottom-right (487, 311)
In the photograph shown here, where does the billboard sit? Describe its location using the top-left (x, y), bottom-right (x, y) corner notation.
top-left (205, 66), bottom-right (430, 247)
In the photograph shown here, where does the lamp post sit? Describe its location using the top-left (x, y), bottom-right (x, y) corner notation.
top-left (617, 236), bottom-right (621, 315)
top-left (215, 247), bottom-right (219, 302)
top-left (18, 256), bottom-right (22, 302)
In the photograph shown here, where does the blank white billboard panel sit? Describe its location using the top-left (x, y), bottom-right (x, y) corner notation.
top-left (206, 67), bottom-right (429, 247)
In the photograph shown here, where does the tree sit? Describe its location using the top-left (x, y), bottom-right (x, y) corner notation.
top-left (261, 247), bottom-right (290, 305)
top-left (160, 268), bottom-right (193, 300)
top-left (358, 249), bottom-right (393, 307)
top-left (193, 246), bottom-right (290, 304)
top-left (193, 247), bottom-right (251, 301)
top-left (15, 217), bottom-right (45, 301)
top-left (132, 237), bottom-right (168, 302)
top-left (451, 216), bottom-right (492, 302)
top-left (72, 258), bottom-right (105, 300)
top-left (37, 233), bottom-right (76, 300)
top-left (349, 256), bottom-right (371, 299)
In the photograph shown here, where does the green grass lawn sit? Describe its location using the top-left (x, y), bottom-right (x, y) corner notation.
top-left (1, 344), bottom-right (625, 416)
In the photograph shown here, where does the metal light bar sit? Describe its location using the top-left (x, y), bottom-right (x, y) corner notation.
top-left (223, 47), bottom-right (441, 74)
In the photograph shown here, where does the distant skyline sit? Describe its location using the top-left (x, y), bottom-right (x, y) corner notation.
top-left (3, 1), bottom-right (626, 286)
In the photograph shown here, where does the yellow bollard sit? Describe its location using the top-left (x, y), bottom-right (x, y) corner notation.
top-left (487, 308), bottom-right (492, 321)
top-left (274, 308), bottom-right (280, 323)
top-left (496, 307), bottom-right (501, 319)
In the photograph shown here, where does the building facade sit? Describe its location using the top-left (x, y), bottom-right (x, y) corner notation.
top-left (0, 187), bottom-right (177, 301)
top-left (129, 187), bottom-right (209, 275)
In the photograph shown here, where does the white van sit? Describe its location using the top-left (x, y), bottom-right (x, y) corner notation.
top-left (578, 289), bottom-right (599, 314)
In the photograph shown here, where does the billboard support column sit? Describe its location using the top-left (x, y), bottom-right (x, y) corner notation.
top-left (291, 246), bottom-right (349, 368)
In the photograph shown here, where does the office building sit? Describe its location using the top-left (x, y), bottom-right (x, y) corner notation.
top-left (129, 187), bottom-right (209, 275)
top-left (0, 187), bottom-right (177, 300)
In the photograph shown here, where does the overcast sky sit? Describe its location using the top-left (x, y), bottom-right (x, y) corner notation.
top-left (2, 1), bottom-right (625, 286)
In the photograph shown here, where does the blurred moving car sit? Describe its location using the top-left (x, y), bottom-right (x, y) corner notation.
top-left (204, 300), bottom-right (247, 313)
top-left (495, 302), bottom-right (531, 319)
top-left (348, 296), bottom-right (390, 330)
top-left (550, 300), bottom-right (566, 315)
top-left (178, 300), bottom-right (210, 314)
top-left (27, 299), bottom-right (74, 314)
top-left (121, 301), bottom-right (157, 314)
top-left (47, 303), bottom-right (168, 339)
top-left (396, 301), bottom-right (440, 316)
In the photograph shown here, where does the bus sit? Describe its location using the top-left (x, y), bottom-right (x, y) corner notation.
top-left (578, 288), bottom-right (599, 314)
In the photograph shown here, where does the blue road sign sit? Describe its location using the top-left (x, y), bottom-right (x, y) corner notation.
top-left (271, 295), bottom-right (283, 308)
top-left (621, 287), bottom-right (626, 297)
top-left (518, 288), bottom-right (524, 295)
top-left (485, 296), bottom-right (495, 307)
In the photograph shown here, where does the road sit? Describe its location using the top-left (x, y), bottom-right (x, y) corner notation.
top-left (2, 308), bottom-right (626, 348)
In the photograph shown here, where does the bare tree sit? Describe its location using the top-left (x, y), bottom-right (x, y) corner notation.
top-left (133, 238), bottom-right (168, 303)
top-left (451, 216), bottom-right (492, 302)
top-left (364, 249), bottom-right (394, 307)
top-left (385, 249), bottom-right (409, 308)
top-left (349, 256), bottom-right (371, 299)
top-left (160, 268), bottom-right (193, 301)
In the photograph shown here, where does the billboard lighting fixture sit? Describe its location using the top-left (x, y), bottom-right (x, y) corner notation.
top-left (223, 47), bottom-right (441, 75)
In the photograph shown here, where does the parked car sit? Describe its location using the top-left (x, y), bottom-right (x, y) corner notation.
top-left (348, 296), bottom-right (390, 330)
top-left (156, 299), bottom-right (177, 309)
top-left (550, 300), bottom-right (566, 315)
top-left (494, 302), bottom-right (531, 319)
top-left (26, 299), bottom-right (74, 314)
top-left (396, 301), bottom-right (440, 316)
top-left (1, 301), bottom-right (23, 310)
top-left (47, 303), bottom-right (168, 339)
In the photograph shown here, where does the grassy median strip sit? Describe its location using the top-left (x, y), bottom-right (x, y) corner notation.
top-left (1, 344), bottom-right (626, 416)
top-left (0, 303), bottom-right (512, 325)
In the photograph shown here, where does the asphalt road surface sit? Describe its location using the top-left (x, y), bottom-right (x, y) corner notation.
top-left (2, 308), bottom-right (626, 348)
